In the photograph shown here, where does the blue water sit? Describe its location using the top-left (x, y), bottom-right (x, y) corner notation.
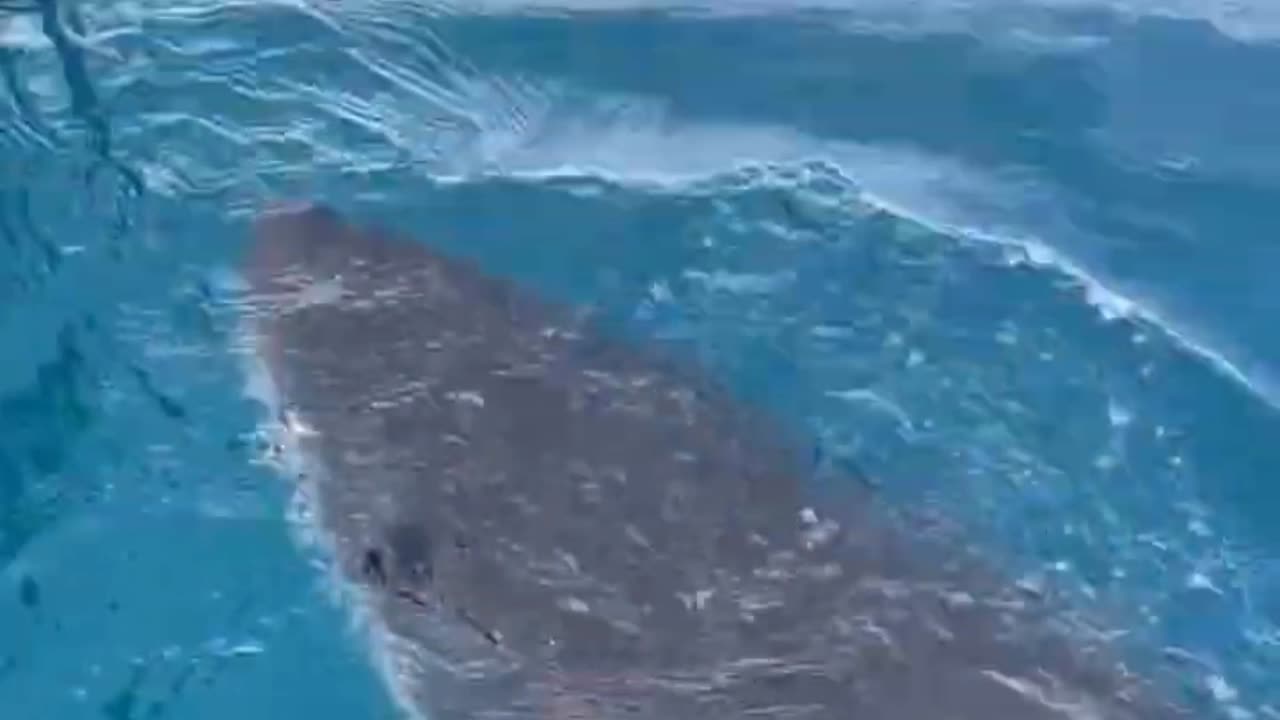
top-left (2, 1), bottom-right (1278, 717)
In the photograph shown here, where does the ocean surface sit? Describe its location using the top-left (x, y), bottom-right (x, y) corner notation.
top-left (1, 0), bottom-right (1278, 718)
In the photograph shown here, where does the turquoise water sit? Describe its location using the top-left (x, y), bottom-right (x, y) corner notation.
top-left (2, 1), bottom-right (1279, 717)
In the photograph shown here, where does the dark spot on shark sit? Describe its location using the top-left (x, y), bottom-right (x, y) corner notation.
top-left (18, 574), bottom-right (39, 609)
top-left (396, 588), bottom-right (431, 610)
top-left (361, 548), bottom-right (388, 587)
top-left (456, 607), bottom-right (502, 647)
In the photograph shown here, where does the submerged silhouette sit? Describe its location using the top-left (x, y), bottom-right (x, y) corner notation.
top-left (242, 203), bottom-right (1185, 720)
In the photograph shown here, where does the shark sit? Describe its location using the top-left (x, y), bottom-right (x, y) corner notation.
top-left (238, 202), bottom-right (1187, 720)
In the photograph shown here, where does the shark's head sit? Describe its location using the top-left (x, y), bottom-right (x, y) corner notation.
top-left (244, 201), bottom-right (466, 314)
top-left (245, 202), bottom-right (360, 296)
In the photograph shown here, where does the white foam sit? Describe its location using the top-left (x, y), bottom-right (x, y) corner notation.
top-left (913, 214), bottom-right (1280, 412)
top-left (1107, 398), bottom-right (1133, 428)
top-left (0, 15), bottom-right (49, 51)
top-left (425, 91), bottom-right (1280, 412)
top-left (431, 103), bottom-right (833, 187)
top-left (825, 388), bottom-right (914, 433)
top-left (1208, 674), bottom-right (1241, 704)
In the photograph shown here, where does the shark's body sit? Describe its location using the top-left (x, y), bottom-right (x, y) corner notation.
top-left (241, 203), bottom-right (1183, 720)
